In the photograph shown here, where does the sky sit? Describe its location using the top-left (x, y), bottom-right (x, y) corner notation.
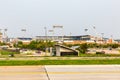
top-left (0, 0), bottom-right (120, 39)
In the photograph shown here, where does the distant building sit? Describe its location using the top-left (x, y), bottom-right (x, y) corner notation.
top-left (17, 37), bottom-right (33, 44)
top-left (36, 35), bottom-right (117, 44)
top-left (36, 35), bottom-right (91, 41)
top-left (36, 35), bottom-right (105, 44)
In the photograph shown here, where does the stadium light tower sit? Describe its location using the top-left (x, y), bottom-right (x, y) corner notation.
top-left (53, 25), bottom-right (64, 42)
top-left (4, 28), bottom-right (8, 42)
top-left (48, 29), bottom-right (54, 40)
top-left (92, 26), bottom-right (98, 42)
top-left (21, 28), bottom-right (26, 38)
top-left (101, 33), bottom-right (104, 40)
top-left (84, 29), bottom-right (88, 35)
top-left (44, 27), bottom-right (47, 41)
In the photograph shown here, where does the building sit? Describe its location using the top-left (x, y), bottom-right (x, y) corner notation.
top-left (55, 44), bottom-right (79, 56)
top-left (36, 35), bottom-right (92, 41)
top-left (17, 37), bottom-right (33, 44)
top-left (36, 35), bottom-right (105, 44)
top-left (11, 37), bottom-right (33, 44)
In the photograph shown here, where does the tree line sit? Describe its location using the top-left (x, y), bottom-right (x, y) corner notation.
top-left (13, 41), bottom-right (120, 53)
top-left (14, 40), bottom-right (56, 51)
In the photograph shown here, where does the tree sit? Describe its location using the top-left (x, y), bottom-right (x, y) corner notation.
top-left (14, 40), bottom-right (56, 51)
top-left (77, 43), bottom-right (88, 54)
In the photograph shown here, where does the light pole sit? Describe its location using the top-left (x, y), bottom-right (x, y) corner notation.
top-left (93, 26), bottom-right (98, 43)
top-left (44, 27), bottom-right (48, 56)
top-left (101, 33), bottom-right (104, 41)
top-left (70, 32), bottom-right (72, 41)
top-left (84, 29), bottom-right (88, 35)
top-left (44, 27), bottom-right (47, 41)
top-left (21, 29), bottom-right (26, 38)
top-left (4, 28), bottom-right (8, 42)
top-left (53, 25), bottom-right (63, 42)
top-left (48, 30), bottom-right (54, 41)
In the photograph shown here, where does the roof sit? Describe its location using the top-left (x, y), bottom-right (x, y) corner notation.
top-left (55, 44), bottom-right (78, 52)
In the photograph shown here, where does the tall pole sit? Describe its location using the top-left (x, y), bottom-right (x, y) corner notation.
top-left (53, 25), bottom-right (63, 42)
top-left (21, 29), bottom-right (26, 38)
top-left (4, 28), bottom-right (8, 42)
top-left (44, 27), bottom-right (47, 41)
top-left (93, 26), bottom-right (98, 43)
top-left (62, 27), bottom-right (64, 42)
top-left (44, 27), bottom-right (47, 56)
top-left (101, 33), bottom-right (104, 41)
top-left (70, 32), bottom-right (72, 41)
top-left (84, 29), bottom-right (88, 35)
top-left (48, 30), bottom-right (54, 41)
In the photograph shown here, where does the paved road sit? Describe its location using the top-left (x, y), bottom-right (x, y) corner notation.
top-left (46, 65), bottom-right (120, 80)
top-left (0, 66), bottom-right (48, 80)
top-left (0, 65), bottom-right (120, 80)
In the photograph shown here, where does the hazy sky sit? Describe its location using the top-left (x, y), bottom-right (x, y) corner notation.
top-left (0, 0), bottom-right (120, 39)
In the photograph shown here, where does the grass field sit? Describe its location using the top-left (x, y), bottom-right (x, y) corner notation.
top-left (1, 50), bottom-right (120, 65)
top-left (0, 59), bottom-right (120, 66)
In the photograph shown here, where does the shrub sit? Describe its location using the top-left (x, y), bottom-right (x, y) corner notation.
top-left (96, 51), bottom-right (105, 54)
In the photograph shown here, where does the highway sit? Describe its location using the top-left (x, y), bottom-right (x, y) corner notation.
top-left (0, 65), bottom-right (120, 80)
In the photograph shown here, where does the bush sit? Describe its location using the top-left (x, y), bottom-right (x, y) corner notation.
top-left (96, 51), bottom-right (105, 54)
top-left (77, 43), bottom-right (88, 54)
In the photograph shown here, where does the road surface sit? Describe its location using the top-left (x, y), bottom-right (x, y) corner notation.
top-left (46, 65), bottom-right (120, 80)
top-left (0, 66), bottom-right (48, 80)
top-left (0, 65), bottom-right (120, 80)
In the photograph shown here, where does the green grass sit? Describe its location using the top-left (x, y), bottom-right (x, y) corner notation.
top-left (79, 53), bottom-right (120, 57)
top-left (0, 59), bottom-right (120, 66)
top-left (0, 50), bottom-right (19, 55)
